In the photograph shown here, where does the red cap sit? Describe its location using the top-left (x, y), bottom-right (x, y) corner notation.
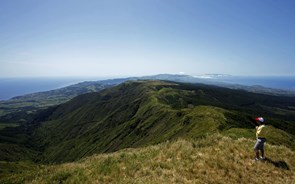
top-left (255, 117), bottom-right (264, 122)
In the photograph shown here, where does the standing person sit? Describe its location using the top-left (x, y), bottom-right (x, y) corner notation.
top-left (254, 117), bottom-right (267, 161)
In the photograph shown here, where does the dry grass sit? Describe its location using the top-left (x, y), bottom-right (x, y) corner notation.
top-left (1, 134), bottom-right (294, 184)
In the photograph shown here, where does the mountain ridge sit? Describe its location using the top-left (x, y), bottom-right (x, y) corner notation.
top-left (1, 80), bottom-right (294, 164)
top-left (0, 80), bottom-right (295, 183)
top-left (1, 74), bottom-right (294, 125)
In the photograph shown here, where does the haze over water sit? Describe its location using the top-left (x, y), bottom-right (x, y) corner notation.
top-left (0, 75), bottom-right (294, 100)
top-left (0, 1), bottom-right (295, 100)
top-left (0, 77), bottom-right (106, 100)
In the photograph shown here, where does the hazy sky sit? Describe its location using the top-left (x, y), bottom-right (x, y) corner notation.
top-left (1, 0), bottom-right (295, 77)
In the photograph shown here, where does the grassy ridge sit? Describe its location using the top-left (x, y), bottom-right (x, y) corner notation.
top-left (29, 80), bottom-right (294, 164)
top-left (0, 80), bottom-right (295, 183)
top-left (1, 80), bottom-right (295, 164)
top-left (1, 134), bottom-right (294, 184)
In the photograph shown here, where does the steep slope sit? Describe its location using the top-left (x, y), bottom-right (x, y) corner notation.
top-left (0, 80), bottom-right (295, 164)
top-left (1, 134), bottom-right (294, 184)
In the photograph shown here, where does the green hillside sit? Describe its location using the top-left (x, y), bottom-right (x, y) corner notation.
top-left (0, 80), bottom-right (295, 183)
top-left (0, 80), bottom-right (120, 123)
top-left (1, 74), bottom-right (293, 126)
top-left (0, 80), bottom-right (294, 165)
top-left (1, 134), bottom-right (294, 184)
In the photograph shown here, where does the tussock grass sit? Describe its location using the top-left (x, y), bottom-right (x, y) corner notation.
top-left (1, 134), bottom-right (294, 184)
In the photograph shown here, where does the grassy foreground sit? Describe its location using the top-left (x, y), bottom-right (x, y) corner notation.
top-left (1, 134), bottom-right (294, 184)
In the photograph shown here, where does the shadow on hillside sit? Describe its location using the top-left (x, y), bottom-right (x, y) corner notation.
top-left (264, 158), bottom-right (290, 170)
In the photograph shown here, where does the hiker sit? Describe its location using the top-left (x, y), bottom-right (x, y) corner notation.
top-left (254, 117), bottom-right (267, 161)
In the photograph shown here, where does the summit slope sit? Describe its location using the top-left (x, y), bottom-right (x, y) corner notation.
top-left (1, 134), bottom-right (294, 184)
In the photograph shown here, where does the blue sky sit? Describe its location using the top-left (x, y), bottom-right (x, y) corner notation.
top-left (0, 0), bottom-right (295, 77)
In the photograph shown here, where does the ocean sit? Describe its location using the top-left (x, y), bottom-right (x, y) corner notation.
top-left (0, 76), bottom-right (294, 101)
top-left (0, 77), bottom-right (106, 100)
top-left (212, 76), bottom-right (295, 90)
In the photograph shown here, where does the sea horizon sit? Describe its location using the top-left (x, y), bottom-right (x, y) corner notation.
top-left (0, 75), bottom-right (294, 101)
top-left (0, 77), bottom-right (111, 101)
